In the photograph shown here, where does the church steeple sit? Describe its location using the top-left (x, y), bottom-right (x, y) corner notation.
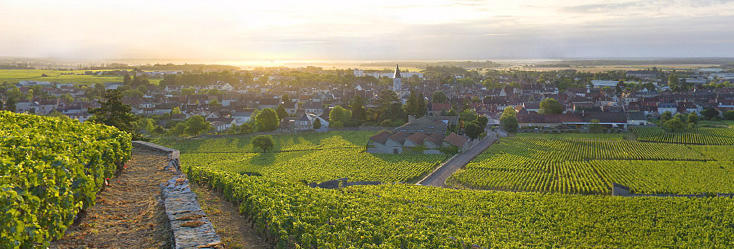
top-left (392, 64), bottom-right (402, 92)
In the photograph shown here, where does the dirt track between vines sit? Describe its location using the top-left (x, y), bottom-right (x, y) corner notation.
top-left (51, 147), bottom-right (175, 249)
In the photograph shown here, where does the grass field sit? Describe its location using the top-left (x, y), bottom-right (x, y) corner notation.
top-left (447, 133), bottom-right (734, 194)
top-left (0, 69), bottom-right (123, 85)
top-left (0, 69), bottom-right (162, 85)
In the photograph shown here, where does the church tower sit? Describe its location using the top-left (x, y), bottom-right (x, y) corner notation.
top-left (393, 64), bottom-right (402, 92)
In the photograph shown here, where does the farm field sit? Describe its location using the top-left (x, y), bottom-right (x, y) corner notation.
top-left (0, 69), bottom-right (123, 85)
top-left (447, 133), bottom-right (734, 194)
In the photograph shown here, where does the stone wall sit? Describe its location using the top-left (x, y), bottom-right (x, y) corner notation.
top-left (133, 141), bottom-right (222, 249)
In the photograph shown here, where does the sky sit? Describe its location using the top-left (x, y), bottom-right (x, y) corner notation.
top-left (1, 0), bottom-right (734, 61)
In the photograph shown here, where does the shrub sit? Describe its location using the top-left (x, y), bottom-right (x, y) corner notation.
top-left (252, 135), bottom-right (275, 152)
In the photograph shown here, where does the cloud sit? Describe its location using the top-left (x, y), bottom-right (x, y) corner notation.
top-left (1, 0), bottom-right (734, 60)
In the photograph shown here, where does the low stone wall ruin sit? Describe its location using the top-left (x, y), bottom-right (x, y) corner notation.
top-left (133, 141), bottom-right (222, 249)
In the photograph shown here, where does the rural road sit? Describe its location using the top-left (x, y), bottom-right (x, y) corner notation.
top-left (417, 132), bottom-right (499, 187)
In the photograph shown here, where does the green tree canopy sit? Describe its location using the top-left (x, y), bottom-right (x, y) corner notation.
top-left (89, 89), bottom-right (138, 137)
top-left (252, 135), bottom-right (274, 152)
top-left (185, 115), bottom-right (211, 136)
top-left (432, 91), bottom-right (448, 103)
top-left (329, 105), bottom-right (352, 128)
top-left (476, 116), bottom-right (488, 130)
top-left (539, 98), bottom-right (563, 114)
top-left (465, 122), bottom-right (482, 140)
top-left (255, 108), bottom-right (280, 132)
top-left (276, 104), bottom-right (288, 120)
top-left (500, 106), bottom-right (518, 133)
top-left (313, 118), bottom-right (322, 129)
top-left (660, 111), bottom-right (673, 123)
top-left (350, 96), bottom-right (366, 122)
top-left (701, 108), bottom-right (718, 120)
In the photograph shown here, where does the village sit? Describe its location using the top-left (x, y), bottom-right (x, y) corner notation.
top-left (2, 64), bottom-right (734, 143)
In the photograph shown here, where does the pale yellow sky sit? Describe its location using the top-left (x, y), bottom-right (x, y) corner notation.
top-left (1, 0), bottom-right (734, 60)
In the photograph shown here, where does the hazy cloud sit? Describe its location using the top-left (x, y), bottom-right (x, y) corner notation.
top-left (1, 0), bottom-right (734, 60)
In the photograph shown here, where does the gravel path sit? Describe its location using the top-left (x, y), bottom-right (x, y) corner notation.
top-left (417, 132), bottom-right (498, 187)
top-left (51, 147), bottom-right (176, 249)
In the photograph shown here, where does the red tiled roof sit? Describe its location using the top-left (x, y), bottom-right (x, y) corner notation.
top-left (388, 132), bottom-right (410, 144)
top-left (424, 133), bottom-right (444, 145)
top-left (406, 133), bottom-right (427, 145)
top-left (517, 113), bottom-right (582, 123)
top-left (431, 103), bottom-right (451, 111)
top-left (443, 132), bottom-right (467, 147)
top-left (369, 131), bottom-right (392, 144)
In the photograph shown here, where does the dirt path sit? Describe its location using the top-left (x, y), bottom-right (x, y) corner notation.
top-left (51, 147), bottom-right (176, 249)
top-left (417, 132), bottom-right (498, 187)
top-left (190, 183), bottom-right (271, 249)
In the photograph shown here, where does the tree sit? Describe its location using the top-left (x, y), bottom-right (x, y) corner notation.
top-left (432, 91), bottom-right (448, 104)
top-left (660, 111), bottom-right (672, 123)
top-left (276, 104), bottom-right (288, 120)
top-left (406, 91), bottom-right (420, 117)
top-left (500, 106), bottom-right (518, 133)
top-left (255, 108), bottom-right (280, 132)
top-left (663, 117), bottom-right (686, 132)
top-left (701, 107), bottom-right (718, 120)
top-left (476, 116), bottom-right (488, 130)
top-left (181, 88), bottom-right (195, 95)
top-left (135, 118), bottom-right (156, 136)
top-left (329, 105), bottom-right (352, 128)
top-left (313, 118), bottom-right (322, 129)
top-left (417, 93), bottom-right (427, 117)
top-left (724, 111), bottom-right (734, 120)
top-left (89, 89), bottom-right (138, 136)
top-left (171, 106), bottom-right (182, 115)
top-left (252, 135), bottom-right (274, 152)
top-left (185, 115), bottom-right (211, 136)
top-left (464, 122), bottom-right (482, 140)
top-left (61, 93), bottom-right (74, 104)
top-left (687, 113), bottom-right (699, 126)
top-left (209, 99), bottom-right (221, 109)
top-left (459, 108), bottom-right (477, 122)
top-left (539, 98), bottom-right (563, 114)
top-left (350, 96), bottom-right (366, 122)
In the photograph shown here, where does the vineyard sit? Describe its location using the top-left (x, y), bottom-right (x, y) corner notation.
top-left (166, 133), bottom-right (445, 183)
top-left (447, 134), bottom-right (734, 194)
top-left (155, 130), bottom-right (374, 153)
top-left (0, 111), bottom-right (131, 248)
top-left (632, 126), bottom-right (734, 145)
top-left (154, 130), bottom-right (734, 247)
top-left (187, 167), bottom-right (734, 248)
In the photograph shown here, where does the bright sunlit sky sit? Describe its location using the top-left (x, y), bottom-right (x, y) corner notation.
top-left (2, 0), bottom-right (734, 61)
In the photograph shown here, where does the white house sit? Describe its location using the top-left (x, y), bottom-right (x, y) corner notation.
top-left (591, 80), bottom-right (619, 88)
top-left (232, 112), bottom-right (252, 126)
top-left (658, 103), bottom-right (677, 114)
